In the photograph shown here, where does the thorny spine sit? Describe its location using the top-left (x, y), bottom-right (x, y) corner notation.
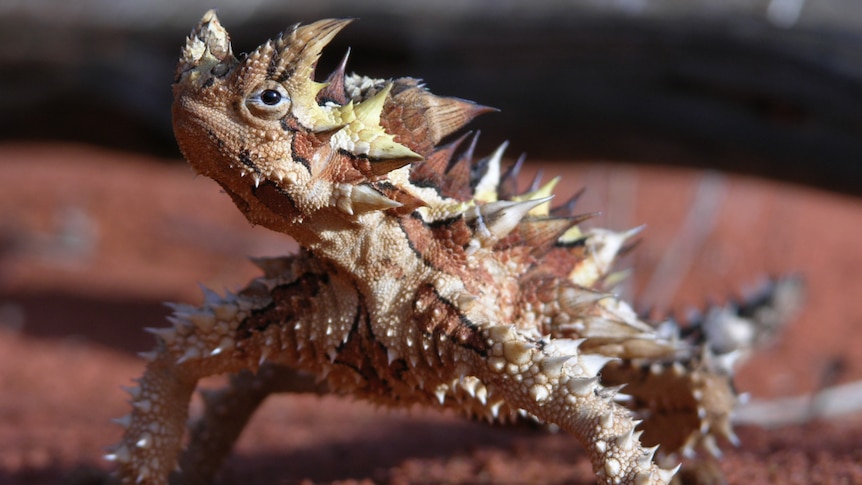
top-left (108, 10), bottom-right (802, 485)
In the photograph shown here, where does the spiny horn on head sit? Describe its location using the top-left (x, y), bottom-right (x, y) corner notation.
top-left (176, 9), bottom-right (237, 85)
top-left (269, 18), bottom-right (353, 85)
top-left (273, 19), bottom-right (354, 131)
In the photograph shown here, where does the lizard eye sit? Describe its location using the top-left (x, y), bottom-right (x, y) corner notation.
top-left (246, 83), bottom-right (291, 120)
top-left (260, 89), bottom-right (282, 105)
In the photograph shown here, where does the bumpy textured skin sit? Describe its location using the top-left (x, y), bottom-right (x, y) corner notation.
top-left (108, 12), bottom-right (801, 484)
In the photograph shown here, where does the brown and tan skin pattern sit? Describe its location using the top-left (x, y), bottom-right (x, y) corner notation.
top-left (108, 11), bottom-right (789, 484)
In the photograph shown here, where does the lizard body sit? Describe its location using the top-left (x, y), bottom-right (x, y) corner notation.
top-left (109, 12), bottom-right (800, 484)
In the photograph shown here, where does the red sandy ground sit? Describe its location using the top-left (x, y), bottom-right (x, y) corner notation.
top-left (0, 143), bottom-right (860, 484)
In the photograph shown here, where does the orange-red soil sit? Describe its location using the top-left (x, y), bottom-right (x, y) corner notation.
top-left (1, 143), bottom-right (860, 484)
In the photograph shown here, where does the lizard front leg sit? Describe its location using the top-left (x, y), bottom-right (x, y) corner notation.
top-left (109, 299), bottom-right (270, 485)
top-left (109, 256), bottom-right (340, 484)
top-left (464, 325), bottom-right (680, 485)
top-left (109, 345), bottom-right (204, 485)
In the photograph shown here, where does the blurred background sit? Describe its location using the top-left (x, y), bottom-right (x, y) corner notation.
top-left (1, 1), bottom-right (862, 483)
top-left (2, 0), bottom-right (862, 194)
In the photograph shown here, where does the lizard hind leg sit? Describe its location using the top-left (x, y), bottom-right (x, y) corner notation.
top-left (463, 325), bottom-right (679, 485)
top-left (176, 364), bottom-right (329, 484)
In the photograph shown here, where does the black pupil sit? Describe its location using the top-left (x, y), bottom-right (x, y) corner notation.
top-left (261, 90), bottom-right (282, 106)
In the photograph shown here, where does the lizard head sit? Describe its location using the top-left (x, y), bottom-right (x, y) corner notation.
top-left (172, 10), bottom-right (487, 240)
top-left (171, 11), bottom-right (643, 291)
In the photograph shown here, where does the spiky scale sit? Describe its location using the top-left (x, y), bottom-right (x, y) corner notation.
top-left (132, 400), bottom-right (152, 413)
top-left (138, 351), bottom-right (159, 362)
top-left (515, 215), bottom-right (587, 256)
top-left (441, 131), bottom-right (480, 200)
top-left (489, 400), bottom-right (504, 418)
top-left (471, 197), bottom-right (553, 246)
top-left (660, 465), bottom-right (682, 482)
top-left (112, 414), bottom-right (133, 429)
top-left (135, 434), bottom-right (152, 449)
top-left (143, 327), bottom-right (178, 345)
top-left (546, 338), bottom-right (586, 356)
top-left (472, 141), bottom-right (508, 203)
top-left (105, 444), bottom-right (131, 463)
top-left (541, 355), bottom-right (574, 377)
top-left (615, 426), bottom-right (639, 452)
top-left (434, 386), bottom-right (447, 405)
top-left (641, 445), bottom-right (659, 466)
top-left (336, 83), bottom-right (423, 162)
top-left (600, 411), bottom-right (615, 429)
top-left (567, 376), bottom-right (599, 397)
top-left (497, 153), bottom-right (526, 200)
top-left (122, 385), bottom-right (141, 400)
top-left (110, 11), bottom-right (800, 485)
top-left (511, 176), bottom-right (560, 217)
top-left (319, 48), bottom-right (351, 104)
top-left (199, 284), bottom-right (221, 304)
top-left (550, 187), bottom-right (586, 217)
top-left (581, 354), bottom-right (617, 377)
top-left (424, 130), bottom-right (472, 175)
top-left (176, 347), bottom-right (201, 364)
top-left (335, 183), bottom-right (403, 215)
top-left (461, 377), bottom-right (479, 398)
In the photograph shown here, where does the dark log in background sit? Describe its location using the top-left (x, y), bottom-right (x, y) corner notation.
top-left (2, 4), bottom-right (862, 483)
top-left (2, 1), bottom-right (861, 196)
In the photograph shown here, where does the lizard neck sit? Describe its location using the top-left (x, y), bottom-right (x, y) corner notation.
top-left (300, 211), bottom-right (425, 286)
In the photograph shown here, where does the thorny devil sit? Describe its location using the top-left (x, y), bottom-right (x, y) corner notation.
top-left (110, 11), bottom-right (803, 485)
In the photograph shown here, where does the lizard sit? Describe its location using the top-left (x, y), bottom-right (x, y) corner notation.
top-left (108, 11), bottom-right (801, 484)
